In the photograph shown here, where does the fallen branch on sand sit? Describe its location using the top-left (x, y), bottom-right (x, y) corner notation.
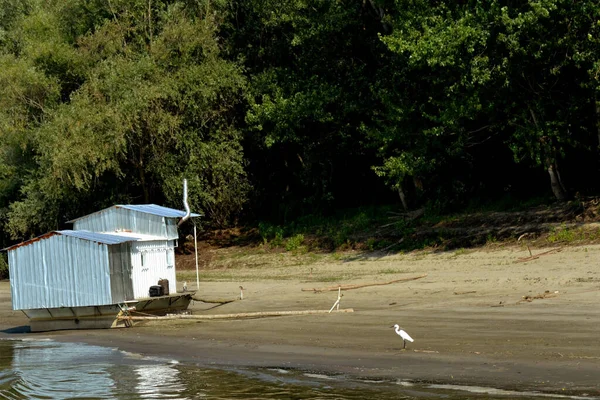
top-left (514, 248), bottom-right (562, 263)
top-left (118, 308), bottom-right (354, 321)
top-left (301, 274), bottom-right (428, 292)
top-left (453, 290), bottom-right (477, 295)
top-left (192, 297), bottom-right (237, 304)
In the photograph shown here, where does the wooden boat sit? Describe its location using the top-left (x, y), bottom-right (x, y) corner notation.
top-left (22, 293), bottom-right (193, 332)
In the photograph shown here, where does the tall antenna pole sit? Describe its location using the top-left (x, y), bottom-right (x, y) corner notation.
top-left (179, 179), bottom-right (199, 292)
top-left (194, 222), bottom-right (199, 292)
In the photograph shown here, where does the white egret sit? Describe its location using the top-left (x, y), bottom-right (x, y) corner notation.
top-left (391, 324), bottom-right (414, 349)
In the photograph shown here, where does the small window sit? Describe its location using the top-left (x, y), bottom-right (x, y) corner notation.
top-left (166, 249), bottom-right (174, 266)
top-left (141, 252), bottom-right (145, 267)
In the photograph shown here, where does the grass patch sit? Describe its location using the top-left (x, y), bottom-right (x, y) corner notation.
top-left (0, 254), bottom-right (8, 280)
top-left (547, 224), bottom-right (578, 243)
top-left (285, 234), bottom-right (305, 252)
top-left (209, 197), bottom-right (600, 259)
top-left (453, 248), bottom-right (469, 256)
top-left (486, 233), bottom-right (497, 244)
top-left (546, 225), bottom-right (590, 243)
top-left (545, 225), bottom-right (600, 244)
top-left (378, 268), bottom-right (409, 275)
top-left (261, 205), bottom-right (402, 251)
top-left (315, 275), bottom-right (345, 283)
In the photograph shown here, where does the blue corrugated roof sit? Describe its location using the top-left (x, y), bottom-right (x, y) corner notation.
top-left (3, 230), bottom-right (140, 251)
top-left (57, 230), bottom-right (139, 245)
top-left (67, 204), bottom-right (200, 223)
top-left (117, 204), bottom-right (201, 218)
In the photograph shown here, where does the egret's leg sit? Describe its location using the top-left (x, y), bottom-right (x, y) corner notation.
top-left (403, 340), bottom-right (406, 350)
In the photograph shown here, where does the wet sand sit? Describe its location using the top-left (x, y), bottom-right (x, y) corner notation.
top-left (1, 244), bottom-right (599, 396)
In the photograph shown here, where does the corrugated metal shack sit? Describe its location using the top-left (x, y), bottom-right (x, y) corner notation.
top-left (5, 204), bottom-right (200, 313)
top-left (7, 231), bottom-right (135, 310)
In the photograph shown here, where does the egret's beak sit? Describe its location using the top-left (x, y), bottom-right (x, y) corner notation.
top-left (389, 325), bottom-right (394, 328)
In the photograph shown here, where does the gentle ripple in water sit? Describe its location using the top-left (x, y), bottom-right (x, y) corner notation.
top-left (0, 339), bottom-right (592, 400)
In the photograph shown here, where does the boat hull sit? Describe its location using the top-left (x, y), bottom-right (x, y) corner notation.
top-left (22, 293), bottom-right (193, 332)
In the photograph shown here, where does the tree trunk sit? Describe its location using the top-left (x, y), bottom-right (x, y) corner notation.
top-left (546, 161), bottom-right (567, 201)
top-left (138, 147), bottom-right (149, 203)
top-left (555, 163), bottom-right (567, 194)
top-left (413, 177), bottom-right (423, 192)
top-left (529, 107), bottom-right (567, 201)
top-left (139, 167), bottom-right (150, 203)
top-left (397, 184), bottom-right (408, 211)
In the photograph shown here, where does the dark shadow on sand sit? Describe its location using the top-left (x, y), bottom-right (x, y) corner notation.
top-left (1, 325), bottom-right (31, 334)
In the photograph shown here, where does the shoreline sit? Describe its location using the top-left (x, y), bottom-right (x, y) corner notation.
top-left (46, 327), bottom-right (599, 397)
top-left (1, 244), bottom-right (599, 397)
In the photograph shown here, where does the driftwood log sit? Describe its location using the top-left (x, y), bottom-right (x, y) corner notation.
top-left (192, 297), bottom-right (237, 304)
top-left (302, 274), bottom-right (428, 292)
top-left (453, 290), bottom-right (477, 295)
top-left (119, 308), bottom-right (354, 321)
top-left (514, 248), bottom-right (562, 263)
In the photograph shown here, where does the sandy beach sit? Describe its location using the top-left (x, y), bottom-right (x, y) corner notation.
top-left (1, 243), bottom-right (599, 397)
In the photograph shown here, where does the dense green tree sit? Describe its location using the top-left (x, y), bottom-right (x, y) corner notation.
top-left (2, 0), bottom-right (600, 244)
top-left (225, 0), bottom-right (394, 220)
top-left (0, 0), bottom-right (248, 240)
top-left (378, 0), bottom-right (599, 206)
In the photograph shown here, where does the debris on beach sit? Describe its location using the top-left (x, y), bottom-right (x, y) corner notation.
top-left (191, 296), bottom-right (238, 305)
top-left (514, 248), bottom-right (562, 263)
top-left (517, 290), bottom-right (559, 304)
top-left (302, 274), bottom-right (428, 293)
top-left (328, 287), bottom-right (343, 313)
top-left (118, 308), bottom-right (355, 322)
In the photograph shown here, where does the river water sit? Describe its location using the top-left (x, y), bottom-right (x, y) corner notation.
top-left (0, 339), bottom-right (592, 399)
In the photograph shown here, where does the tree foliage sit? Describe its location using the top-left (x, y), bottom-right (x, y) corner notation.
top-left (0, 0), bottom-right (248, 241)
top-left (1, 0), bottom-right (600, 245)
top-left (375, 0), bottom-right (599, 207)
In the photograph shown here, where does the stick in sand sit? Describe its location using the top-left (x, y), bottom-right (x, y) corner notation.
top-left (517, 233), bottom-right (533, 257)
top-left (328, 287), bottom-right (343, 313)
top-left (302, 274), bottom-right (427, 292)
top-left (515, 248), bottom-right (561, 263)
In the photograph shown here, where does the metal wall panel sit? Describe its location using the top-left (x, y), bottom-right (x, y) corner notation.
top-left (73, 208), bottom-right (178, 240)
top-left (8, 235), bottom-right (114, 310)
top-left (130, 240), bottom-right (177, 299)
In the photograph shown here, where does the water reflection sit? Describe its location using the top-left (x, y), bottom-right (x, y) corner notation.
top-left (0, 340), bottom-right (188, 400)
top-left (11, 340), bottom-right (117, 399)
top-left (0, 339), bottom-right (589, 400)
top-left (0, 339), bottom-right (416, 399)
top-left (135, 364), bottom-right (187, 399)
